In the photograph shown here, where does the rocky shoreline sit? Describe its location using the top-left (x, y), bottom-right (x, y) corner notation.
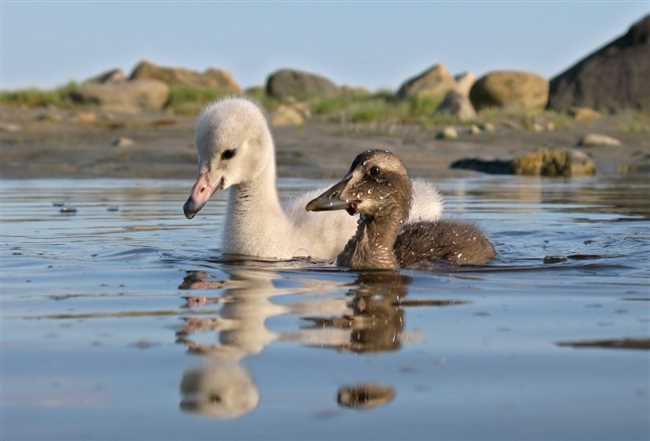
top-left (1, 14), bottom-right (648, 180)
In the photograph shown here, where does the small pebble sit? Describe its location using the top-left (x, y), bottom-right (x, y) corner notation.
top-left (544, 255), bottom-right (567, 264)
top-left (60, 207), bottom-right (77, 214)
top-left (112, 136), bottom-right (135, 147)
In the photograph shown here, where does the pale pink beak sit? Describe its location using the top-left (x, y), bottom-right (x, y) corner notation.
top-left (183, 172), bottom-right (224, 219)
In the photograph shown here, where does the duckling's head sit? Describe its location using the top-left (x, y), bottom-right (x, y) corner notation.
top-left (184, 98), bottom-right (274, 219)
top-left (306, 149), bottom-right (412, 221)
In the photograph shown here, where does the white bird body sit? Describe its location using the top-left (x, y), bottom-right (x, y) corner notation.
top-left (183, 98), bottom-right (443, 260)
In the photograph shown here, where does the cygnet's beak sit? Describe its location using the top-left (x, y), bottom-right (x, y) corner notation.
top-left (306, 175), bottom-right (358, 215)
top-left (183, 172), bottom-right (224, 219)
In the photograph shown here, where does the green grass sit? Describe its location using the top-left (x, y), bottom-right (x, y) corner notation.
top-left (312, 92), bottom-right (447, 125)
top-left (0, 82), bottom-right (80, 107)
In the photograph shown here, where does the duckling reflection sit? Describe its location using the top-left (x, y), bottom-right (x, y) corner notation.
top-left (304, 272), bottom-right (412, 353)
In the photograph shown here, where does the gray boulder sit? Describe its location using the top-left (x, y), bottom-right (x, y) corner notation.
top-left (435, 91), bottom-right (476, 121)
top-left (72, 79), bottom-right (170, 113)
top-left (130, 60), bottom-right (241, 93)
top-left (549, 15), bottom-right (650, 112)
top-left (469, 71), bottom-right (549, 111)
top-left (397, 64), bottom-right (456, 99)
top-left (266, 69), bottom-right (339, 100)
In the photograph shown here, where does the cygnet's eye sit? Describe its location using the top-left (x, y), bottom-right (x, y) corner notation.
top-left (221, 149), bottom-right (236, 160)
top-left (369, 166), bottom-right (381, 177)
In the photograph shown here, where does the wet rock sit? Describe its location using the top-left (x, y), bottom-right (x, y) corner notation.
top-left (549, 14), bottom-right (650, 112)
top-left (544, 255), bottom-right (568, 264)
top-left (569, 106), bottom-right (602, 121)
top-left (513, 149), bottom-right (596, 176)
top-left (453, 71), bottom-right (476, 97)
top-left (266, 69), bottom-right (340, 101)
top-left (578, 133), bottom-right (622, 147)
top-left (337, 384), bottom-right (395, 409)
top-left (397, 63), bottom-right (456, 99)
top-left (59, 207), bottom-right (77, 214)
top-left (435, 91), bottom-right (476, 121)
top-left (436, 126), bottom-right (458, 140)
top-left (451, 157), bottom-right (514, 174)
top-left (451, 148), bottom-right (596, 177)
top-left (271, 105), bottom-right (304, 127)
top-left (557, 338), bottom-right (650, 350)
top-left (85, 68), bottom-right (127, 84)
top-left (470, 70), bottom-right (549, 111)
top-left (72, 79), bottom-right (170, 113)
top-left (112, 136), bottom-right (135, 147)
top-left (0, 122), bottom-right (21, 132)
top-left (130, 60), bottom-right (241, 93)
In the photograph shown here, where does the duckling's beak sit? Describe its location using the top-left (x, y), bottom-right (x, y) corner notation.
top-left (183, 172), bottom-right (224, 219)
top-left (306, 175), bottom-right (354, 213)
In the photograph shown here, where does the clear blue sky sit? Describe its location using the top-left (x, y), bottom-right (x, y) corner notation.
top-left (1, 1), bottom-right (648, 91)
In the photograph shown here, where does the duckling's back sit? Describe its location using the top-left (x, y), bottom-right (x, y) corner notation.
top-left (394, 220), bottom-right (496, 267)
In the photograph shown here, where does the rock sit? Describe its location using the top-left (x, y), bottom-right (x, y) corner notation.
top-left (469, 70), bottom-right (549, 111)
top-left (479, 122), bottom-right (495, 132)
top-left (130, 60), bottom-right (241, 93)
top-left (451, 148), bottom-right (596, 177)
top-left (468, 124), bottom-right (481, 135)
top-left (85, 68), bottom-right (126, 84)
top-left (549, 15), bottom-right (650, 112)
top-left (35, 109), bottom-right (64, 122)
top-left (436, 126), bottom-right (458, 140)
top-left (569, 107), bottom-right (602, 121)
top-left (72, 79), bottom-right (170, 113)
top-left (266, 69), bottom-right (340, 101)
top-left (112, 136), bottom-right (135, 147)
top-left (513, 149), bottom-right (596, 176)
top-left (0, 122), bottom-right (21, 132)
top-left (531, 122), bottom-right (545, 132)
top-left (397, 64), bottom-right (456, 99)
top-left (545, 121), bottom-right (556, 131)
top-left (578, 133), bottom-right (622, 147)
top-left (453, 72), bottom-right (476, 97)
top-left (75, 111), bottom-right (97, 124)
top-left (271, 105), bottom-right (304, 127)
top-left (435, 91), bottom-right (476, 121)
top-left (451, 158), bottom-right (514, 174)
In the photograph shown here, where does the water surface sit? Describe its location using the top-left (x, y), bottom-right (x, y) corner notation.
top-left (1, 177), bottom-right (649, 441)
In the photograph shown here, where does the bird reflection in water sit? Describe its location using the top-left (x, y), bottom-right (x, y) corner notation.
top-left (175, 268), bottom-right (433, 418)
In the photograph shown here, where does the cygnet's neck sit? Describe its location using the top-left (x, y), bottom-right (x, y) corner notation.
top-left (338, 206), bottom-right (407, 270)
top-left (223, 142), bottom-right (290, 255)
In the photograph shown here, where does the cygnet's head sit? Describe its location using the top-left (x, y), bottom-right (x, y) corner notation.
top-left (183, 98), bottom-right (273, 219)
top-left (180, 363), bottom-right (259, 419)
top-left (306, 149), bottom-right (412, 220)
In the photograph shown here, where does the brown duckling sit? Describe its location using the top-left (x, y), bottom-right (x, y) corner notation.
top-left (306, 149), bottom-right (496, 270)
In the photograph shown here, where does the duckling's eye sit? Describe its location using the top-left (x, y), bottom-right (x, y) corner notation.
top-left (221, 149), bottom-right (236, 160)
top-left (369, 166), bottom-right (381, 177)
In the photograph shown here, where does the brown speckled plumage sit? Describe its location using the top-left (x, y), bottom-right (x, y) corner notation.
top-left (309, 149), bottom-right (496, 270)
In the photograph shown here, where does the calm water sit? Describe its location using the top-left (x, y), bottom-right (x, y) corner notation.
top-left (1, 177), bottom-right (649, 441)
